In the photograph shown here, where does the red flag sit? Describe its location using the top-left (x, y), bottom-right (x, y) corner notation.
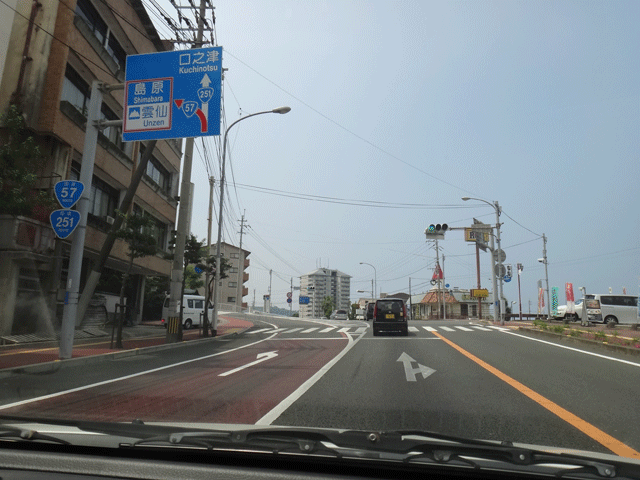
top-left (565, 283), bottom-right (575, 302)
top-left (432, 264), bottom-right (443, 280)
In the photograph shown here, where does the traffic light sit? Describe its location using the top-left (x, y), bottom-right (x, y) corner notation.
top-left (506, 264), bottom-right (513, 278)
top-left (425, 223), bottom-right (448, 239)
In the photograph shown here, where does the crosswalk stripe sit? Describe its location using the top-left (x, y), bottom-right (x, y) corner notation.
top-left (337, 327), bottom-right (351, 333)
top-left (246, 328), bottom-right (271, 334)
top-left (454, 326), bottom-right (473, 331)
top-left (408, 326), bottom-right (419, 332)
top-left (472, 326), bottom-right (492, 331)
top-left (354, 327), bottom-right (367, 333)
top-left (319, 327), bottom-right (336, 333)
top-left (440, 326), bottom-right (456, 331)
top-left (300, 327), bottom-right (319, 333)
top-left (282, 328), bottom-right (303, 333)
top-left (423, 326), bottom-right (437, 331)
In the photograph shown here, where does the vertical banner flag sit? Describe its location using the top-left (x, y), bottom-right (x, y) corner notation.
top-left (538, 288), bottom-right (544, 313)
top-left (551, 287), bottom-right (559, 317)
top-left (432, 264), bottom-right (443, 280)
top-left (566, 283), bottom-right (575, 314)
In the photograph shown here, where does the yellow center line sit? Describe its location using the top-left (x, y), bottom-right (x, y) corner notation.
top-left (432, 331), bottom-right (640, 459)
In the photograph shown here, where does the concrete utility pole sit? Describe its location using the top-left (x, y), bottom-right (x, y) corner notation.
top-left (542, 233), bottom-right (551, 319)
top-left (236, 213), bottom-right (246, 312)
top-left (203, 175), bottom-right (214, 336)
top-left (166, 0), bottom-right (209, 342)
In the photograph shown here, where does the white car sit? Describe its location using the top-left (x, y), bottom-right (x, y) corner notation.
top-left (330, 309), bottom-right (348, 320)
top-left (554, 300), bottom-right (583, 321)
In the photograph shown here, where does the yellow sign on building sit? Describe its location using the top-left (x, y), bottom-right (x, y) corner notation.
top-left (464, 228), bottom-right (490, 243)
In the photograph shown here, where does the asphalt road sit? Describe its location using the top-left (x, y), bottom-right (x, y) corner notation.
top-left (2, 314), bottom-right (640, 459)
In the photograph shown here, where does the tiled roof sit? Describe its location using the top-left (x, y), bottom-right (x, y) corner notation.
top-left (419, 291), bottom-right (459, 304)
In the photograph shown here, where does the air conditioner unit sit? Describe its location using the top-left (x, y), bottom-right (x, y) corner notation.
top-left (106, 216), bottom-right (115, 225)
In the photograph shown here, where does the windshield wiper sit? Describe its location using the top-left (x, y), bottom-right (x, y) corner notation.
top-left (0, 426), bottom-right (71, 445)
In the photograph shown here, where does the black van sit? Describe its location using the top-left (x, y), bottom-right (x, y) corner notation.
top-left (372, 298), bottom-right (408, 336)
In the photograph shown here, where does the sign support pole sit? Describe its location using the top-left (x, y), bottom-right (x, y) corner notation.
top-left (59, 81), bottom-right (102, 359)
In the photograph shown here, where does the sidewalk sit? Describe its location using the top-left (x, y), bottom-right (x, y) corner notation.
top-left (0, 314), bottom-right (254, 371)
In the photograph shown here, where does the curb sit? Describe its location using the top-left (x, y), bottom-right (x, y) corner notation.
top-left (0, 327), bottom-right (252, 378)
top-left (516, 326), bottom-right (640, 357)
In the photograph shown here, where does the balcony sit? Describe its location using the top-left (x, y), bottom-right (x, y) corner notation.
top-left (244, 258), bottom-right (250, 268)
top-left (0, 216), bottom-right (56, 256)
top-left (242, 287), bottom-right (248, 297)
top-left (243, 272), bottom-right (249, 283)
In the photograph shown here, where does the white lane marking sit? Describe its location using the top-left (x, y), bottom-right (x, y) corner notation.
top-left (501, 329), bottom-right (640, 367)
top-left (423, 326), bottom-right (437, 332)
top-left (408, 326), bottom-right (419, 332)
top-left (0, 331), bottom-right (282, 411)
top-left (397, 352), bottom-right (436, 382)
top-left (455, 326), bottom-right (473, 331)
top-left (471, 326), bottom-right (492, 331)
top-left (219, 351), bottom-right (279, 377)
top-left (337, 327), bottom-right (351, 333)
top-left (440, 326), bottom-right (455, 332)
top-left (319, 327), bottom-right (336, 333)
top-left (256, 329), bottom-right (367, 425)
top-left (272, 337), bottom-right (346, 341)
top-left (354, 327), bottom-right (368, 333)
top-left (300, 327), bottom-right (319, 333)
top-left (246, 328), bottom-right (271, 334)
top-left (282, 328), bottom-right (303, 333)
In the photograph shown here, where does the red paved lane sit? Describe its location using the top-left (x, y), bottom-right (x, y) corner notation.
top-left (0, 338), bottom-right (347, 424)
top-left (0, 316), bottom-right (253, 370)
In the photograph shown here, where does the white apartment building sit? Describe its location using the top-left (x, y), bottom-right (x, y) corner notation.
top-left (205, 242), bottom-right (250, 312)
top-left (300, 269), bottom-right (351, 318)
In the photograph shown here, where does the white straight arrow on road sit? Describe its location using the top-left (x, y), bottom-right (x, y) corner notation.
top-left (219, 351), bottom-right (278, 377)
top-left (397, 352), bottom-right (436, 382)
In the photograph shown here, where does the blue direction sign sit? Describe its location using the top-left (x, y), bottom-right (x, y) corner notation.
top-left (299, 296), bottom-right (310, 305)
top-left (287, 298), bottom-right (292, 304)
top-left (54, 180), bottom-right (84, 209)
top-left (504, 275), bottom-right (512, 283)
top-left (50, 210), bottom-right (81, 239)
top-left (123, 47), bottom-right (222, 141)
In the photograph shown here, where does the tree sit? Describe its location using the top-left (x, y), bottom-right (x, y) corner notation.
top-left (322, 296), bottom-right (335, 319)
top-left (114, 212), bottom-right (158, 348)
top-left (184, 264), bottom-right (204, 291)
top-left (0, 104), bottom-right (56, 221)
top-left (349, 303), bottom-right (359, 320)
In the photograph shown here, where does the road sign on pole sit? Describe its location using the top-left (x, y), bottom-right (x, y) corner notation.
top-left (123, 47), bottom-right (222, 141)
top-left (54, 180), bottom-right (84, 209)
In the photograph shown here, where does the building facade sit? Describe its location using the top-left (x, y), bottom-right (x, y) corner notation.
top-left (0, 0), bottom-right (181, 336)
top-left (207, 242), bottom-right (250, 312)
top-left (411, 287), bottom-right (492, 320)
top-left (300, 268), bottom-right (351, 318)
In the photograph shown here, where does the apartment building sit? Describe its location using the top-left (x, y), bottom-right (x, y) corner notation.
top-left (207, 242), bottom-right (250, 312)
top-left (0, 0), bottom-right (181, 336)
top-left (300, 268), bottom-right (351, 318)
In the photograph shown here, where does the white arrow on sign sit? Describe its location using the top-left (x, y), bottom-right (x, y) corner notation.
top-left (218, 351), bottom-right (278, 377)
top-left (397, 352), bottom-right (436, 382)
top-left (199, 74), bottom-right (211, 119)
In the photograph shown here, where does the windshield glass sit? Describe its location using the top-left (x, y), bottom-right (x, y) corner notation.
top-left (1, 0), bottom-right (640, 471)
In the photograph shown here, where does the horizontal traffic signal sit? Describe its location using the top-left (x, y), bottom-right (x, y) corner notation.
top-left (425, 223), bottom-right (448, 239)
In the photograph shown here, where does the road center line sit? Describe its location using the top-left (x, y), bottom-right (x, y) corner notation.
top-left (432, 331), bottom-right (640, 459)
top-left (0, 331), bottom-right (281, 411)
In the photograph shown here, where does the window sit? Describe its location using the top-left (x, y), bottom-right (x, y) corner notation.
top-left (106, 32), bottom-right (126, 71)
top-left (227, 297), bottom-right (236, 303)
top-left (228, 282), bottom-right (237, 288)
top-left (100, 104), bottom-right (123, 150)
top-left (230, 253), bottom-right (239, 259)
top-left (132, 205), bottom-right (168, 251)
top-left (75, 0), bottom-right (107, 45)
top-left (70, 162), bottom-right (119, 220)
top-left (229, 267), bottom-right (238, 274)
top-left (145, 157), bottom-right (170, 193)
top-left (61, 66), bottom-right (89, 115)
top-left (193, 299), bottom-right (203, 309)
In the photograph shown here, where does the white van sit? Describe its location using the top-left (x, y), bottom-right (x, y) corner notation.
top-left (161, 295), bottom-right (211, 329)
top-left (583, 294), bottom-right (639, 325)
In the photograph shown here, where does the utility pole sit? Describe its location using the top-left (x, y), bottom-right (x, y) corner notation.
top-left (236, 212), bottom-right (246, 312)
top-left (290, 277), bottom-right (293, 314)
top-left (203, 175), bottom-right (214, 336)
top-left (442, 253), bottom-right (446, 320)
top-left (435, 239), bottom-right (441, 320)
top-left (542, 233), bottom-right (551, 319)
top-left (409, 277), bottom-right (412, 319)
top-left (167, 0), bottom-right (210, 342)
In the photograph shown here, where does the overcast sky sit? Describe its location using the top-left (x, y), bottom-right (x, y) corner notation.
top-left (151, 0), bottom-right (639, 311)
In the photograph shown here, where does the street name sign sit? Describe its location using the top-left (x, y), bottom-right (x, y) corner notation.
top-left (471, 289), bottom-right (489, 298)
top-left (299, 296), bottom-right (310, 305)
top-left (123, 47), bottom-right (222, 141)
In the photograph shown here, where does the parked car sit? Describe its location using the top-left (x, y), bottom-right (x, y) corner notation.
top-left (161, 295), bottom-right (212, 329)
top-left (330, 309), bottom-right (348, 320)
top-left (372, 298), bottom-right (408, 336)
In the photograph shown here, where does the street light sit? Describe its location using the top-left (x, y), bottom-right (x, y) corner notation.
top-left (210, 107), bottom-right (291, 335)
top-left (462, 196), bottom-right (504, 325)
top-left (359, 262), bottom-right (377, 300)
